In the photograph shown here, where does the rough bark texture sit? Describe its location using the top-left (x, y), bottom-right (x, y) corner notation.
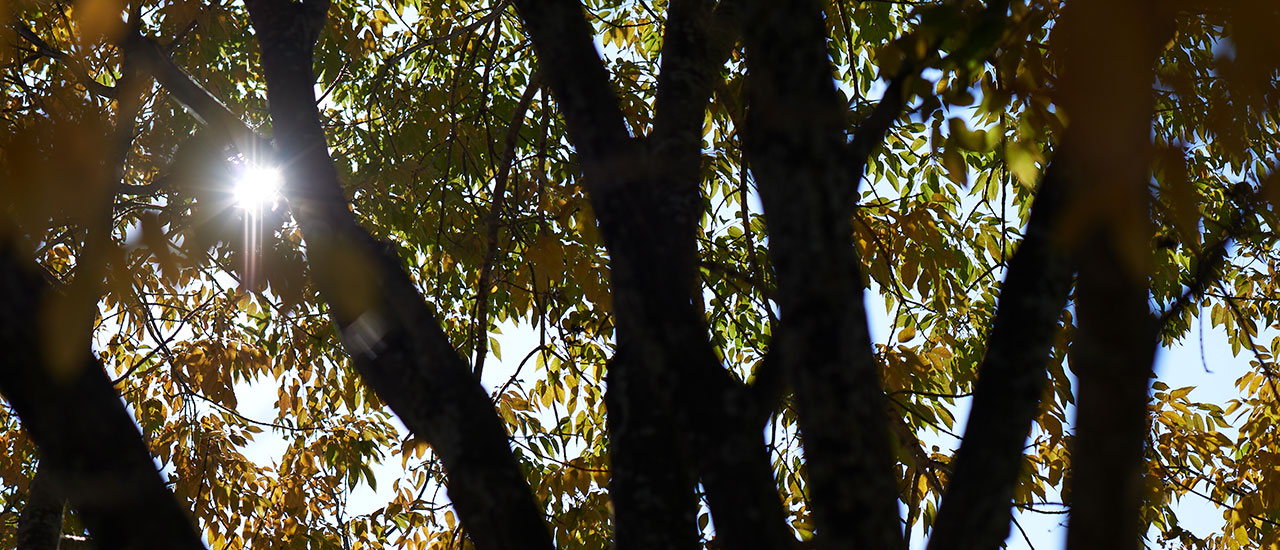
top-left (648, 2), bottom-right (793, 548)
top-left (512, 2), bottom-right (798, 547)
top-left (0, 244), bottom-right (205, 550)
top-left (928, 157), bottom-right (1074, 550)
top-left (739, 0), bottom-right (903, 548)
top-left (1056, 1), bottom-right (1173, 549)
top-left (512, 1), bottom-right (793, 548)
top-left (16, 462), bottom-right (65, 550)
top-left (508, 2), bottom-right (700, 547)
top-left (241, 2), bottom-right (553, 549)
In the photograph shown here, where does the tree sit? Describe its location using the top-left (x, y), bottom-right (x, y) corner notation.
top-left (1, 0), bottom-right (1279, 549)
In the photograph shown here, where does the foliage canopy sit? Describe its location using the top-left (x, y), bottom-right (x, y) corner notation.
top-left (2, 0), bottom-right (1280, 549)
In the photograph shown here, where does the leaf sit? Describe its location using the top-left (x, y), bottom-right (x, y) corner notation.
top-left (898, 326), bottom-right (916, 342)
top-left (1006, 141), bottom-right (1040, 188)
top-left (1157, 146), bottom-right (1201, 248)
top-left (941, 136), bottom-right (968, 186)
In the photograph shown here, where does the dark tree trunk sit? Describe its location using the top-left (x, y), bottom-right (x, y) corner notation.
top-left (0, 244), bottom-right (205, 550)
top-left (1056, 1), bottom-right (1173, 549)
top-left (739, 1), bottom-right (903, 547)
top-left (16, 462), bottom-right (65, 550)
top-left (240, 2), bottom-right (554, 549)
top-left (511, 1), bottom-right (793, 548)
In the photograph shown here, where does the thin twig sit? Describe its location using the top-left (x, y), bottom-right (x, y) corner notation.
top-left (13, 22), bottom-right (117, 98)
top-left (472, 69), bottom-right (541, 378)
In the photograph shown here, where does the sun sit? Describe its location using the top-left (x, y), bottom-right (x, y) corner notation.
top-left (233, 165), bottom-right (283, 210)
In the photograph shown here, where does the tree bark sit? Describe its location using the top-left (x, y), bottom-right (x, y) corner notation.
top-left (503, 3), bottom-right (701, 546)
top-left (739, 0), bottom-right (903, 547)
top-left (928, 156), bottom-right (1074, 550)
top-left (512, 1), bottom-right (796, 547)
top-left (648, 2), bottom-right (794, 548)
top-left (16, 462), bottom-right (65, 550)
top-left (1056, 2), bottom-right (1173, 549)
top-left (0, 244), bottom-right (205, 550)
top-left (241, 2), bottom-right (553, 549)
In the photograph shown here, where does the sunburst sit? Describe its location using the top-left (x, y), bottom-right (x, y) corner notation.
top-left (233, 164), bottom-right (283, 211)
top-left (233, 164), bottom-right (282, 290)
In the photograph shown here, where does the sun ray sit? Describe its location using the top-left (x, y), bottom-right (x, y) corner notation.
top-left (233, 164), bottom-right (281, 289)
top-left (233, 165), bottom-right (282, 211)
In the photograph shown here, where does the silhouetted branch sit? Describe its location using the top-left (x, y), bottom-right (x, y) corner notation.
top-left (1158, 183), bottom-right (1262, 328)
top-left (514, 1), bottom-right (798, 547)
top-left (739, 0), bottom-right (903, 546)
top-left (241, 3), bottom-right (553, 549)
top-left (13, 22), bottom-right (117, 98)
top-left (928, 157), bottom-right (1073, 550)
top-left (16, 462), bottom-right (64, 550)
top-left (473, 69), bottom-right (542, 379)
top-left (0, 243), bottom-right (205, 549)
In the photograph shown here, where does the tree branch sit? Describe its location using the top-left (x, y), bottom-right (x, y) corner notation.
top-left (0, 243), bottom-right (205, 550)
top-left (738, 0), bottom-right (903, 546)
top-left (649, 2), bottom-right (794, 548)
top-left (372, 1), bottom-right (510, 89)
top-left (473, 69), bottom-right (541, 379)
top-left (513, 1), bottom-right (796, 547)
top-left (13, 22), bottom-right (117, 99)
top-left (239, 3), bottom-right (552, 549)
top-left (124, 33), bottom-right (272, 164)
top-left (650, 0), bottom-right (740, 154)
top-left (509, 0), bottom-right (632, 175)
top-left (16, 462), bottom-right (65, 550)
top-left (927, 154), bottom-right (1074, 550)
top-left (1158, 182), bottom-right (1261, 328)
top-left (848, 0), bottom-right (1012, 175)
top-left (510, 2), bottom-right (705, 547)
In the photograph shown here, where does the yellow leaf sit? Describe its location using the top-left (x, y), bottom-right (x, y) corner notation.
top-left (1006, 141), bottom-right (1040, 188)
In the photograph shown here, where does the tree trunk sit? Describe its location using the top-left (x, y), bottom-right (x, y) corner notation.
top-left (739, 0), bottom-right (903, 547)
top-left (17, 462), bottom-right (65, 550)
top-left (241, 2), bottom-right (553, 549)
top-left (1056, 2), bottom-right (1173, 548)
top-left (0, 244), bottom-right (205, 550)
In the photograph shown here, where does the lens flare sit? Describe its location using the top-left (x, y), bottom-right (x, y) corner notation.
top-left (233, 165), bottom-right (282, 210)
top-left (233, 164), bottom-right (281, 290)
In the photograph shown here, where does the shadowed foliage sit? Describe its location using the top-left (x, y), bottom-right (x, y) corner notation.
top-left (2, 1), bottom-right (1280, 549)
